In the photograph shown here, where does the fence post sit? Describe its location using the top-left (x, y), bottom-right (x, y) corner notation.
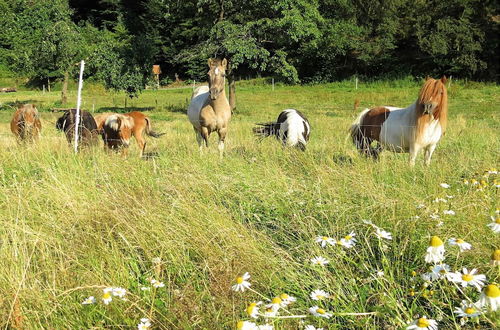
top-left (73, 60), bottom-right (85, 153)
top-left (355, 77), bottom-right (358, 90)
top-left (272, 78), bottom-right (275, 91)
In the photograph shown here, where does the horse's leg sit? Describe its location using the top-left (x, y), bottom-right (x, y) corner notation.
top-left (201, 127), bottom-right (209, 148)
top-left (134, 130), bottom-right (145, 158)
top-left (409, 144), bottom-right (421, 166)
top-left (194, 128), bottom-right (203, 152)
top-left (424, 144), bottom-right (437, 166)
top-left (217, 127), bottom-right (227, 159)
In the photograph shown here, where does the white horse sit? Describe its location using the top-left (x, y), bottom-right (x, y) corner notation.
top-left (349, 76), bottom-right (448, 166)
top-left (187, 58), bottom-right (231, 157)
top-left (253, 109), bottom-right (311, 151)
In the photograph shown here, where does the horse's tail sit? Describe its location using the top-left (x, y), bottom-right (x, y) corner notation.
top-left (144, 117), bottom-right (165, 138)
top-left (349, 108), bottom-right (370, 149)
top-left (253, 122), bottom-right (280, 139)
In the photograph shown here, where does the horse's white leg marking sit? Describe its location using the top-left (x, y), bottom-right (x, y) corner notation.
top-left (409, 143), bottom-right (421, 166)
top-left (424, 144), bottom-right (437, 166)
top-left (217, 127), bottom-right (227, 158)
top-left (194, 129), bottom-right (203, 152)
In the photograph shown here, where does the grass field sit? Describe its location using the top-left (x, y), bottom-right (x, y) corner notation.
top-left (0, 78), bottom-right (499, 329)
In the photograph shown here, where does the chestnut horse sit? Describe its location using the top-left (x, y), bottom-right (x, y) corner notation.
top-left (187, 58), bottom-right (231, 157)
top-left (11, 104), bottom-right (41, 143)
top-left (350, 77), bottom-right (448, 166)
top-left (56, 109), bottom-right (100, 147)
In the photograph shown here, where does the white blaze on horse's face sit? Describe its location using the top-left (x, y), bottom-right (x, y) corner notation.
top-left (420, 79), bottom-right (445, 115)
top-left (208, 58), bottom-right (227, 100)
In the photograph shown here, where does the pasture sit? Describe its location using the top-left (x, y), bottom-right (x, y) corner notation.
top-left (0, 79), bottom-right (499, 329)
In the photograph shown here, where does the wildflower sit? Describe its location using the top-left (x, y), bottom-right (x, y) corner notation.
top-left (102, 287), bottom-right (113, 305)
top-left (112, 287), bottom-right (127, 298)
top-left (232, 273), bottom-right (251, 292)
top-left (491, 249), bottom-right (500, 266)
top-left (406, 316), bottom-right (438, 330)
top-left (151, 257), bottom-right (161, 264)
top-left (433, 198), bottom-right (447, 203)
top-left (138, 318), bottom-right (151, 330)
top-left (416, 204), bottom-right (426, 209)
top-left (375, 228), bottom-right (392, 240)
top-left (150, 279), bottom-right (165, 288)
top-left (487, 215), bottom-right (500, 233)
top-left (476, 284), bottom-right (500, 311)
top-left (447, 238), bottom-right (472, 252)
top-left (494, 179), bottom-right (500, 188)
top-left (263, 306), bottom-right (278, 318)
top-left (246, 302), bottom-right (261, 319)
top-left (425, 236), bottom-right (445, 263)
top-left (453, 300), bottom-right (482, 318)
top-left (429, 213), bottom-right (440, 220)
top-left (488, 168), bottom-right (498, 175)
top-left (257, 324), bottom-right (273, 330)
top-left (408, 288), bottom-right (416, 297)
top-left (376, 270), bottom-right (385, 277)
top-left (443, 210), bottom-right (455, 215)
top-left (237, 320), bottom-right (258, 330)
top-left (266, 297), bottom-right (282, 312)
top-left (421, 273), bottom-right (432, 282)
top-left (429, 264), bottom-right (451, 281)
top-left (339, 232), bottom-right (356, 248)
top-left (362, 219), bottom-right (378, 228)
top-left (140, 286), bottom-right (151, 291)
top-left (305, 326), bottom-right (323, 330)
top-left (310, 289), bottom-right (330, 301)
top-left (81, 296), bottom-right (96, 305)
top-left (315, 235), bottom-right (336, 247)
top-left (462, 179), bottom-right (469, 185)
top-left (309, 306), bottom-right (332, 318)
top-left (440, 183), bottom-right (450, 189)
top-left (278, 293), bottom-right (296, 307)
top-left (446, 195), bottom-right (454, 199)
top-left (448, 268), bottom-right (486, 291)
top-left (471, 179), bottom-right (478, 185)
top-left (310, 256), bottom-right (329, 266)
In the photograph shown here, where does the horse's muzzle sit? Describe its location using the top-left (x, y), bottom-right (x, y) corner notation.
top-left (209, 88), bottom-right (220, 100)
top-left (423, 103), bottom-right (437, 115)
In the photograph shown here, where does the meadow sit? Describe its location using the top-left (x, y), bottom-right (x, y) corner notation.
top-left (0, 78), bottom-right (498, 329)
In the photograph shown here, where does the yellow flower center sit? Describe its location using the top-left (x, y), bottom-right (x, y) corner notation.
top-left (485, 284), bottom-right (500, 298)
top-left (103, 292), bottom-right (111, 300)
top-left (439, 269), bottom-right (447, 274)
top-left (317, 308), bottom-right (326, 314)
top-left (462, 274), bottom-right (474, 282)
top-left (279, 293), bottom-right (289, 300)
top-left (496, 217), bottom-right (500, 224)
top-left (492, 249), bottom-right (500, 261)
top-left (409, 289), bottom-right (415, 296)
top-left (465, 307), bottom-right (476, 314)
top-left (416, 318), bottom-right (430, 327)
top-left (429, 236), bottom-right (443, 247)
top-left (237, 321), bottom-right (244, 329)
top-left (316, 294), bottom-right (325, 300)
top-left (322, 236), bottom-right (329, 241)
top-left (456, 239), bottom-right (464, 244)
top-left (236, 277), bottom-right (244, 284)
top-left (411, 271), bottom-right (417, 277)
top-left (272, 297), bottom-right (282, 304)
top-left (246, 303), bottom-right (257, 315)
top-left (345, 235), bottom-right (352, 240)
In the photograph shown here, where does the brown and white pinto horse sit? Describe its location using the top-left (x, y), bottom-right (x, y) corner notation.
top-left (350, 77), bottom-right (448, 166)
top-left (10, 104), bottom-right (41, 143)
top-left (101, 111), bottom-right (163, 157)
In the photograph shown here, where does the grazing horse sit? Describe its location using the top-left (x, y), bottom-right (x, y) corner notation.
top-left (56, 109), bottom-right (100, 147)
top-left (101, 111), bottom-right (163, 157)
top-left (187, 58), bottom-right (231, 157)
top-left (253, 109), bottom-right (311, 151)
top-left (10, 104), bottom-right (41, 143)
top-left (349, 76), bottom-right (448, 166)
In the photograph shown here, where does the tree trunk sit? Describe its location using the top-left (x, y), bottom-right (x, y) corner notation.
top-left (61, 71), bottom-right (69, 105)
top-left (228, 73), bottom-right (236, 113)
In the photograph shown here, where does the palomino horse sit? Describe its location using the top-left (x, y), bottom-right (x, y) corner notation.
top-left (56, 109), bottom-right (100, 147)
top-left (187, 58), bottom-right (231, 157)
top-left (253, 109), bottom-right (311, 151)
top-left (350, 76), bottom-right (448, 166)
top-left (11, 104), bottom-right (42, 143)
top-left (101, 111), bottom-right (163, 157)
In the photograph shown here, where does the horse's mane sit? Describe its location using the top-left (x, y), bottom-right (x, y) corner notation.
top-left (415, 78), bottom-right (448, 141)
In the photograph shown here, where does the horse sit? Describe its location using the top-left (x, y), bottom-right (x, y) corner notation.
top-left (101, 111), bottom-right (163, 157)
top-left (187, 58), bottom-right (231, 157)
top-left (10, 104), bottom-right (42, 143)
top-left (253, 109), bottom-right (311, 151)
top-left (349, 76), bottom-right (448, 166)
top-left (56, 109), bottom-right (100, 147)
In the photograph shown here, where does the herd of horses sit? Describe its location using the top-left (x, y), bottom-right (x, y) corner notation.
top-left (8, 58), bottom-right (449, 166)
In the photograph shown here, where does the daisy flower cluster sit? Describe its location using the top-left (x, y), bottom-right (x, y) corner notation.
top-left (461, 168), bottom-right (499, 190)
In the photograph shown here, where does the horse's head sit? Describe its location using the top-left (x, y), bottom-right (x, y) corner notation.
top-left (104, 114), bottom-right (134, 148)
top-left (418, 77), bottom-right (447, 115)
top-left (207, 58), bottom-right (227, 100)
top-left (20, 104), bottom-right (39, 128)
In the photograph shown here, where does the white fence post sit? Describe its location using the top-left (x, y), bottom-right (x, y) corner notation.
top-left (355, 77), bottom-right (358, 90)
top-left (272, 78), bottom-right (275, 91)
top-left (74, 60), bottom-right (85, 153)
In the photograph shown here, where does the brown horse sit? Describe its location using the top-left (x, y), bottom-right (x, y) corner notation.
top-left (101, 111), bottom-right (163, 157)
top-left (10, 104), bottom-right (42, 143)
top-left (56, 109), bottom-right (100, 147)
top-left (350, 77), bottom-right (448, 166)
top-left (187, 58), bottom-right (231, 157)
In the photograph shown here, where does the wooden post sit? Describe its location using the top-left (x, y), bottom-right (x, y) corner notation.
top-left (42, 85), bottom-right (45, 94)
top-left (448, 75), bottom-right (452, 89)
top-left (355, 77), bottom-right (358, 90)
top-left (272, 78), bottom-right (275, 91)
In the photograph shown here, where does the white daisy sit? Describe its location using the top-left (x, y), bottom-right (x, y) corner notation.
top-left (429, 264), bottom-right (451, 281)
top-left (447, 238), bottom-right (472, 252)
top-left (310, 289), bottom-right (330, 301)
top-left (339, 232), bottom-right (356, 248)
top-left (406, 316), bottom-right (438, 330)
top-left (376, 271), bottom-right (385, 277)
top-left (315, 235), bottom-right (336, 247)
top-left (487, 215), bottom-right (500, 233)
top-left (448, 268), bottom-right (486, 291)
top-left (237, 320), bottom-right (258, 330)
top-left (151, 257), bottom-right (161, 264)
top-left (440, 183), bottom-right (450, 189)
top-left (266, 297), bottom-right (283, 312)
top-left (362, 219), bottom-right (376, 226)
top-left (433, 198), bottom-right (447, 203)
top-left (81, 296), bottom-right (96, 305)
top-left (263, 306), bottom-right (278, 318)
top-left (112, 287), bottom-right (127, 298)
top-left (278, 293), bottom-right (296, 307)
top-left (232, 272), bottom-right (251, 292)
top-left (150, 279), bottom-right (165, 288)
top-left (429, 213), bottom-right (440, 220)
top-left (138, 318), bottom-right (151, 330)
top-left (443, 210), bottom-right (455, 215)
top-left (140, 286), bottom-right (151, 291)
top-left (421, 273), bottom-right (432, 282)
top-left (310, 256), bottom-right (329, 266)
top-left (102, 287), bottom-right (113, 305)
top-left (488, 168), bottom-right (498, 175)
top-left (246, 302), bottom-right (261, 319)
top-left (416, 204), bottom-right (426, 209)
top-left (309, 306), bottom-right (332, 318)
top-left (374, 228), bottom-right (392, 240)
top-left (425, 236), bottom-right (445, 264)
top-left (453, 300), bottom-right (482, 318)
top-left (305, 326), bottom-right (323, 330)
top-left (476, 284), bottom-right (500, 311)
top-left (257, 324), bottom-right (273, 330)
top-left (491, 249), bottom-right (500, 266)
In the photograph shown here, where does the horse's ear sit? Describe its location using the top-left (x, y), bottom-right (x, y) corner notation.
top-left (440, 76), bottom-right (447, 84)
top-left (221, 58), bottom-right (227, 68)
top-left (208, 58), bottom-right (214, 67)
top-left (425, 75), bottom-right (431, 81)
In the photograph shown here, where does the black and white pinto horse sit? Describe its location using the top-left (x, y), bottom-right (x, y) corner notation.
top-left (253, 109), bottom-right (311, 151)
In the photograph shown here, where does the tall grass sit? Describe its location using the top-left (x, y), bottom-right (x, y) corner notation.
top-left (0, 79), bottom-right (498, 328)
